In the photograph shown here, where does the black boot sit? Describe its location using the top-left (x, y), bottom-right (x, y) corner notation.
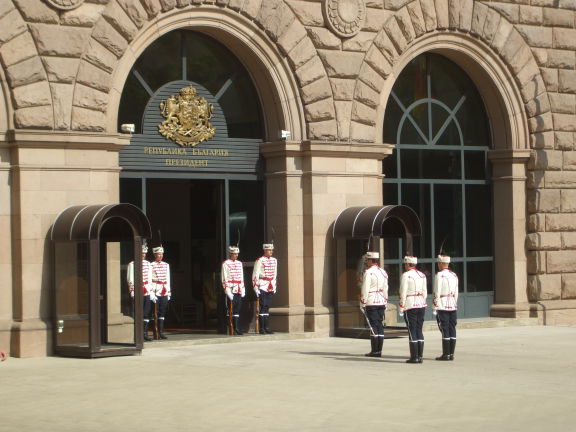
top-left (143, 321), bottom-right (152, 342)
top-left (158, 320), bottom-right (167, 339)
top-left (406, 342), bottom-right (419, 363)
top-left (417, 341), bottom-right (424, 363)
top-left (436, 339), bottom-right (451, 361)
top-left (365, 337), bottom-right (378, 357)
top-left (233, 317), bottom-right (243, 335)
top-left (449, 338), bottom-right (456, 360)
top-left (264, 316), bottom-right (274, 334)
top-left (376, 337), bottom-right (384, 356)
top-left (258, 316), bottom-right (266, 334)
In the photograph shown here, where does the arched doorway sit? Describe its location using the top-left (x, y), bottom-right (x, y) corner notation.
top-left (382, 53), bottom-right (494, 319)
top-left (117, 30), bottom-right (267, 335)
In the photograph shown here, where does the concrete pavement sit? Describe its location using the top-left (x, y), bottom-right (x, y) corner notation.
top-left (1, 325), bottom-right (575, 432)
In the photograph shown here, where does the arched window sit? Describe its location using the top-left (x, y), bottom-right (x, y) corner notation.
top-left (118, 30), bottom-right (263, 138)
top-left (383, 53), bottom-right (493, 318)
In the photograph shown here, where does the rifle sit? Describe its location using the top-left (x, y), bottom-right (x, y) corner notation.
top-left (360, 306), bottom-right (376, 337)
top-left (228, 298), bottom-right (234, 336)
top-left (153, 302), bottom-right (159, 340)
top-left (255, 297), bottom-right (260, 334)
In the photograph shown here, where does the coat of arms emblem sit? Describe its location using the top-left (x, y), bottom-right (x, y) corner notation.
top-left (158, 86), bottom-right (216, 147)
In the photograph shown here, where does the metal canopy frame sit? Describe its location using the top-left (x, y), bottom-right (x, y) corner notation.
top-left (51, 204), bottom-right (152, 358)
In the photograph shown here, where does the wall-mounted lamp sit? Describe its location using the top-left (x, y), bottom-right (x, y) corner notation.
top-left (120, 123), bottom-right (135, 134)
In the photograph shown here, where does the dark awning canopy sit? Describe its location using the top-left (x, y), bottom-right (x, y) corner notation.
top-left (51, 204), bottom-right (152, 242)
top-left (332, 205), bottom-right (421, 240)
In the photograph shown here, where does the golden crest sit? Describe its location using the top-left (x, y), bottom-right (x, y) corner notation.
top-left (158, 86), bottom-right (216, 147)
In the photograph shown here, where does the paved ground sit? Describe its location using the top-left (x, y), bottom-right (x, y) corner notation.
top-left (2, 325), bottom-right (575, 432)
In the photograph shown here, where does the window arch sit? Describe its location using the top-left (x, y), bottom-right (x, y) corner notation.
top-left (383, 53), bottom-right (494, 318)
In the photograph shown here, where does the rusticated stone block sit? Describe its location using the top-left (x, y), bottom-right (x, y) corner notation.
top-left (554, 28), bottom-right (576, 50)
top-left (559, 70), bottom-right (576, 94)
top-left (342, 32), bottom-right (375, 53)
top-left (528, 274), bottom-right (561, 301)
top-left (562, 274), bottom-right (576, 299)
top-left (215, 0), bottom-right (230, 5)
top-left (0, 9), bottom-right (28, 44)
top-left (489, 2), bottom-right (518, 23)
top-left (482, 7), bottom-right (501, 45)
top-left (459, 0), bottom-right (473, 32)
top-left (140, 0), bottom-right (162, 18)
top-left (547, 49), bottom-right (575, 70)
top-left (176, 0), bottom-right (191, 7)
top-left (50, 82), bottom-right (73, 130)
top-left (0, 32), bottom-right (37, 68)
top-left (257, 0), bottom-right (294, 43)
top-left (0, 1), bottom-right (14, 20)
top-left (92, 18), bottom-right (128, 58)
top-left (549, 93), bottom-right (576, 114)
top-left (555, 131), bottom-right (574, 150)
top-left (470, 1), bottom-right (488, 37)
top-left (492, 19), bottom-right (514, 55)
top-left (354, 81), bottom-right (379, 109)
top-left (306, 28), bottom-right (341, 50)
top-left (562, 233), bottom-right (576, 250)
top-left (60, 2), bottom-right (105, 27)
top-left (13, 0), bottom-right (59, 23)
top-left (29, 24), bottom-right (91, 57)
top-left (384, 15), bottom-right (408, 53)
top-left (358, 62), bottom-right (386, 93)
top-left (84, 39), bottom-right (117, 73)
top-left (553, 113), bottom-right (576, 132)
top-left (526, 232), bottom-right (562, 250)
top-left (304, 99), bottom-right (335, 122)
top-left (546, 171), bottom-right (576, 188)
top-left (527, 188), bottom-right (561, 213)
top-left (277, 20), bottom-right (307, 56)
top-left (448, 0), bottom-right (460, 29)
top-left (159, 0), bottom-right (177, 12)
top-left (519, 5), bottom-right (542, 25)
top-left (334, 101), bottom-right (352, 140)
top-left (527, 250), bottom-right (546, 274)
top-left (528, 213), bottom-right (545, 233)
top-left (318, 50), bottom-right (364, 79)
top-left (103, 2), bottom-right (139, 41)
top-left (350, 120), bottom-right (375, 142)
top-left (308, 119), bottom-right (337, 140)
top-left (385, 0), bottom-right (412, 10)
top-left (544, 8), bottom-right (573, 27)
top-left (527, 170), bottom-right (545, 189)
top-left (71, 106), bottom-right (106, 132)
top-left (14, 106), bottom-right (52, 129)
top-left (364, 46), bottom-right (392, 79)
top-left (529, 149), bottom-right (562, 170)
top-left (288, 37), bottom-right (316, 70)
top-left (242, 0), bottom-right (263, 20)
top-left (420, 0), bottom-right (438, 32)
top-left (73, 83), bottom-right (109, 112)
top-left (530, 131), bottom-right (554, 149)
top-left (364, 8), bottom-right (391, 32)
top-left (564, 152), bottom-right (576, 171)
top-left (527, 111), bottom-right (553, 133)
top-left (286, 0), bottom-right (324, 26)
top-left (366, 1), bottom-right (383, 8)
top-left (12, 81), bottom-right (51, 109)
top-left (351, 101), bottom-right (377, 126)
top-left (5, 57), bottom-right (46, 88)
top-left (541, 68), bottom-right (558, 92)
top-left (300, 77), bottom-right (332, 105)
top-left (373, 30), bottom-right (398, 61)
top-left (396, 7), bottom-right (416, 43)
top-left (434, 0), bottom-right (450, 29)
top-left (516, 25), bottom-right (553, 48)
top-left (227, 0), bottom-right (243, 11)
top-left (546, 213), bottom-right (576, 231)
top-left (330, 78), bottom-right (355, 100)
top-left (76, 60), bottom-right (112, 93)
top-left (547, 250), bottom-right (576, 273)
top-left (561, 189), bottom-right (576, 212)
top-left (531, 48), bottom-right (548, 66)
top-left (295, 56), bottom-right (325, 87)
top-left (117, 0), bottom-right (148, 28)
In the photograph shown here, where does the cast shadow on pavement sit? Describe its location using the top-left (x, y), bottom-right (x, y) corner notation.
top-left (294, 351), bottom-right (408, 363)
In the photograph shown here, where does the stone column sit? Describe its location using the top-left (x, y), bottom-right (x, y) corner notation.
top-left (261, 141), bottom-right (392, 334)
top-left (9, 131), bottom-right (127, 357)
top-left (489, 149), bottom-right (532, 318)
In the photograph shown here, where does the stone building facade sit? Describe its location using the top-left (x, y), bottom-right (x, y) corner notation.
top-left (0, 0), bottom-right (575, 357)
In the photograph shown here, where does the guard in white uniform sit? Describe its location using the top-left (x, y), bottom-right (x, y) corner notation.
top-left (399, 256), bottom-right (427, 363)
top-left (433, 254), bottom-right (458, 361)
top-left (222, 246), bottom-right (245, 335)
top-left (360, 251), bottom-right (388, 357)
top-left (127, 245), bottom-right (154, 341)
top-left (151, 246), bottom-right (171, 340)
top-left (252, 243), bottom-right (277, 334)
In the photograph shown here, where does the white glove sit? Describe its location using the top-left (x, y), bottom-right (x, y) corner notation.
top-left (433, 310), bottom-right (437, 316)
top-left (149, 292), bottom-right (156, 302)
top-left (241, 293), bottom-right (245, 298)
top-left (399, 312), bottom-right (404, 317)
top-left (254, 290), bottom-right (260, 297)
top-left (227, 293), bottom-right (233, 301)
top-left (130, 291), bottom-right (134, 298)
top-left (359, 305), bottom-right (365, 312)
top-left (167, 295), bottom-right (171, 301)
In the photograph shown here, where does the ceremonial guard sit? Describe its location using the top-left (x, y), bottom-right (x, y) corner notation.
top-left (127, 245), bottom-right (154, 341)
top-left (252, 243), bottom-right (277, 334)
top-left (433, 254), bottom-right (458, 360)
top-left (399, 256), bottom-right (427, 363)
top-left (222, 246), bottom-right (245, 335)
top-left (151, 246), bottom-right (171, 339)
top-left (359, 251), bottom-right (388, 357)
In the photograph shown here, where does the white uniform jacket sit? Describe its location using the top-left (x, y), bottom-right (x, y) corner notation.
top-left (433, 268), bottom-right (458, 311)
top-left (360, 265), bottom-right (389, 307)
top-left (127, 260), bottom-right (153, 298)
top-left (151, 261), bottom-right (171, 299)
top-left (399, 268), bottom-right (428, 312)
top-left (222, 259), bottom-right (245, 297)
top-left (252, 256), bottom-right (277, 294)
